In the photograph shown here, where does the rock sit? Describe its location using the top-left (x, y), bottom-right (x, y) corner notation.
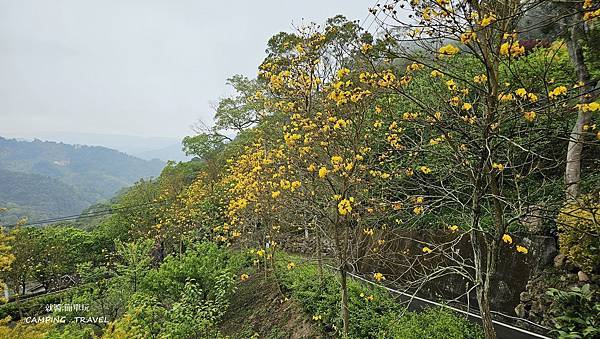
top-left (521, 204), bottom-right (546, 234)
top-left (578, 271), bottom-right (590, 282)
top-left (553, 254), bottom-right (566, 268)
top-left (531, 301), bottom-right (543, 314)
top-left (515, 303), bottom-right (526, 318)
top-left (565, 259), bottom-right (577, 272)
top-left (539, 237), bottom-right (558, 267)
top-left (520, 291), bottom-right (532, 302)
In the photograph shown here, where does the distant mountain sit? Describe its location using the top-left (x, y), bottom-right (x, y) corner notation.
top-left (1, 131), bottom-right (190, 162)
top-left (0, 137), bottom-right (165, 224)
top-left (132, 143), bottom-right (190, 162)
top-left (0, 169), bottom-right (90, 225)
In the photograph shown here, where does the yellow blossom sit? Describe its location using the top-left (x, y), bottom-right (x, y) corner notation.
top-left (498, 93), bottom-right (514, 102)
top-left (373, 272), bottom-right (385, 282)
top-left (271, 191), bottom-right (281, 198)
top-left (430, 70), bottom-right (444, 78)
top-left (523, 111), bottom-right (536, 122)
top-left (240, 273), bottom-right (250, 282)
top-left (438, 44), bottom-right (460, 56)
top-left (420, 166), bottom-right (432, 174)
top-left (331, 156), bottom-right (343, 165)
top-left (337, 68), bottom-right (350, 78)
top-left (287, 262), bottom-right (296, 270)
top-left (576, 102), bottom-right (600, 112)
top-left (516, 245), bottom-right (528, 254)
top-left (502, 234), bottom-right (513, 244)
top-left (492, 163), bottom-right (505, 171)
top-left (479, 13), bottom-right (497, 27)
top-left (422, 247), bottom-right (433, 254)
top-left (527, 93), bottom-right (538, 102)
top-left (473, 74), bottom-right (488, 84)
top-left (280, 180), bottom-right (291, 190)
top-left (446, 79), bottom-right (457, 91)
top-left (460, 31), bottom-right (477, 44)
top-left (448, 225), bottom-right (459, 232)
top-left (318, 167), bottom-right (329, 178)
top-left (450, 96), bottom-right (461, 106)
top-left (338, 198), bottom-right (353, 216)
top-left (363, 228), bottom-right (374, 236)
top-left (549, 86), bottom-right (567, 99)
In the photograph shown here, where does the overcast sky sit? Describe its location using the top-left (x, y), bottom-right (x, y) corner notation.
top-left (0, 0), bottom-right (373, 140)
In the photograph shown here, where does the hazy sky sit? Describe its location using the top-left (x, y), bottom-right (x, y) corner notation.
top-left (0, 0), bottom-right (373, 139)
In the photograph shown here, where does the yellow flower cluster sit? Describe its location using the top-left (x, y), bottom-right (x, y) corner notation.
top-left (549, 86), bottom-right (568, 100)
top-left (479, 13), bottom-right (497, 27)
top-left (373, 272), bottom-right (385, 282)
top-left (500, 41), bottom-right (525, 57)
top-left (516, 245), bottom-right (528, 254)
top-left (338, 197), bottom-right (355, 216)
top-left (523, 111), bottom-right (536, 122)
top-left (575, 102), bottom-right (600, 112)
top-left (473, 74), bottom-right (487, 84)
top-left (438, 44), bottom-right (460, 57)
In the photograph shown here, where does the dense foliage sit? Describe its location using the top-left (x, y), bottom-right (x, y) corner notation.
top-left (274, 254), bottom-right (482, 339)
top-left (1, 0), bottom-right (600, 338)
top-left (0, 137), bottom-right (164, 224)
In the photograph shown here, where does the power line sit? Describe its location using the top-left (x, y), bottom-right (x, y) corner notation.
top-left (3, 200), bottom-right (167, 228)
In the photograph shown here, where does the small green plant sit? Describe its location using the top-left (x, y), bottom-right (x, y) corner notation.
top-left (274, 253), bottom-right (483, 338)
top-left (547, 284), bottom-right (600, 338)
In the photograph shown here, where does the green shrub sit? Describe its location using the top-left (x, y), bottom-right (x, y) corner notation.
top-left (274, 253), bottom-right (482, 338)
top-left (378, 307), bottom-right (483, 339)
top-left (547, 284), bottom-right (600, 338)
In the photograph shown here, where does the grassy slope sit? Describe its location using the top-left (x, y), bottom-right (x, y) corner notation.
top-left (219, 273), bottom-right (322, 339)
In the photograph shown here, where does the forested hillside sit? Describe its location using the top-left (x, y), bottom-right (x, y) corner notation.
top-left (1, 1), bottom-right (600, 339)
top-left (0, 137), bottom-right (164, 224)
top-left (0, 169), bottom-right (90, 224)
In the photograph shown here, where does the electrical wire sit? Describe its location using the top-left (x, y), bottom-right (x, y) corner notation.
top-left (3, 200), bottom-right (168, 228)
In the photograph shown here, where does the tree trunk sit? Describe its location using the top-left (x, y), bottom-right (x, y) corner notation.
top-left (471, 232), bottom-right (497, 339)
top-left (317, 229), bottom-right (323, 285)
top-left (470, 178), bottom-right (497, 339)
top-left (339, 266), bottom-right (350, 338)
top-left (476, 285), bottom-right (496, 339)
top-left (565, 13), bottom-right (595, 199)
top-left (333, 222), bottom-right (350, 338)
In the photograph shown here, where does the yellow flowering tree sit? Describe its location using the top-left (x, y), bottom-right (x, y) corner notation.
top-left (365, 1), bottom-right (599, 337)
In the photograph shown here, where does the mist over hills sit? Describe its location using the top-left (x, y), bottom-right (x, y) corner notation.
top-left (0, 131), bottom-right (191, 162)
top-left (0, 136), bottom-right (166, 224)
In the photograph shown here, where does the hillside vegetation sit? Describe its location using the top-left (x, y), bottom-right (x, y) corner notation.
top-left (0, 169), bottom-right (90, 223)
top-left (0, 137), bottom-right (164, 224)
top-left (1, 1), bottom-right (600, 339)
